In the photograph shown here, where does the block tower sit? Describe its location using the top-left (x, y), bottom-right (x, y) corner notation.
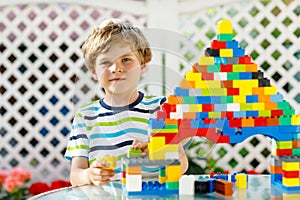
top-left (148, 19), bottom-right (300, 192)
top-left (122, 19), bottom-right (300, 195)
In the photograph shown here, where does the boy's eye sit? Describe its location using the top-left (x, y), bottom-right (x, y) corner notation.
top-left (100, 61), bottom-right (111, 66)
top-left (122, 58), bottom-right (131, 63)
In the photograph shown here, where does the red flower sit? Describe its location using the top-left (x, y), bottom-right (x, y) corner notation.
top-left (49, 180), bottom-right (71, 191)
top-left (29, 182), bottom-right (50, 195)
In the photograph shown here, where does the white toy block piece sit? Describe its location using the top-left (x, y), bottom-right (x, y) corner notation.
top-left (214, 72), bottom-right (227, 80)
top-left (170, 112), bottom-right (183, 120)
top-left (189, 89), bottom-right (202, 96)
top-left (126, 174), bottom-right (142, 192)
top-left (165, 152), bottom-right (179, 159)
top-left (179, 175), bottom-right (196, 195)
top-left (227, 103), bottom-right (240, 111)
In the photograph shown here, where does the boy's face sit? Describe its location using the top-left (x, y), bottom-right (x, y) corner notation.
top-left (91, 40), bottom-right (147, 97)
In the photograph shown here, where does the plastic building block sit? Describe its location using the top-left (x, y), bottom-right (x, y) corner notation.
top-left (99, 156), bottom-right (116, 170)
top-left (235, 174), bottom-right (247, 189)
top-left (179, 175), bottom-right (196, 195)
top-left (215, 179), bottom-right (234, 196)
top-left (194, 180), bottom-right (210, 194)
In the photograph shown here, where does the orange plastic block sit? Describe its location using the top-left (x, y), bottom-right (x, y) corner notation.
top-left (266, 117), bottom-right (279, 126)
top-left (183, 112), bottom-right (196, 119)
top-left (221, 80), bottom-right (233, 88)
top-left (293, 140), bottom-right (300, 148)
top-left (258, 95), bottom-right (271, 102)
top-left (180, 79), bottom-right (195, 88)
top-left (165, 119), bottom-right (178, 125)
top-left (270, 165), bottom-right (282, 174)
top-left (126, 166), bottom-right (142, 175)
top-left (168, 95), bottom-right (183, 105)
top-left (192, 63), bottom-right (208, 73)
top-left (252, 87), bottom-right (264, 95)
top-left (242, 117), bottom-right (255, 127)
top-left (265, 102), bottom-right (277, 110)
top-left (245, 63), bottom-right (258, 72)
top-left (215, 179), bottom-right (234, 196)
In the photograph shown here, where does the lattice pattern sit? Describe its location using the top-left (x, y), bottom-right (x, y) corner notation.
top-left (1, 0), bottom-right (299, 183)
top-left (0, 3), bottom-right (146, 183)
top-left (178, 0), bottom-right (299, 173)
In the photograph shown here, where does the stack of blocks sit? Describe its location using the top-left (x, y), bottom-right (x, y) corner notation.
top-left (122, 19), bottom-right (300, 196)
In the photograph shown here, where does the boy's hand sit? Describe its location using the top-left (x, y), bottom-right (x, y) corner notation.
top-left (89, 161), bottom-right (115, 186)
top-left (132, 139), bottom-right (148, 157)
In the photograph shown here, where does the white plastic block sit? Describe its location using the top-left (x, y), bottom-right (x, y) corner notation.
top-left (179, 175), bottom-right (196, 195)
top-left (126, 174), bottom-right (142, 192)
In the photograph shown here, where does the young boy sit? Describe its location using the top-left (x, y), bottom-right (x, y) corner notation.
top-left (65, 19), bottom-right (188, 186)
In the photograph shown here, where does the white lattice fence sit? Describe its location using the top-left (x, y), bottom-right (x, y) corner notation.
top-left (0, 2), bottom-right (147, 183)
top-left (1, 0), bottom-right (299, 183)
top-left (178, 0), bottom-right (299, 173)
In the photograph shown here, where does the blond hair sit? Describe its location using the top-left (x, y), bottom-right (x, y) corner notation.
top-left (82, 19), bottom-right (152, 70)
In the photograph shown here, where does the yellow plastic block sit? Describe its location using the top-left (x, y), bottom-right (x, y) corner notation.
top-left (282, 193), bottom-right (300, 199)
top-left (194, 80), bottom-right (207, 88)
top-left (252, 103), bottom-right (265, 110)
top-left (122, 178), bottom-right (126, 185)
top-left (100, 156), bottom-right (117, 170)
top-left (148, 137), bottom-right (165, 151)
top-left (186, 71), bottom-right (202, 81)
top-left (152, 129), bottom-right (178, 133)
top-left (164, 144), bottom-right (179, 153)
top-left (198, 56), bottom-right (214, 65)
top-left (159, 176), bottom-right (166, 184)
top-left (275, 141), bottom-right (293, 149)
top-left (220, 49), bottom-right (233, 57)
top-left (166, 165), bottom-right (181, 182)
top-left (239, 87), bottom-right (253, 95)
top-left (233, 95), bottom-right (246, 103)
top-left (190, 104), bottom-right (202, 112)
top-left (283, 177), bottom-right (299, 187)
top-left (148, 148), bottom-right (165, 160)
top-left (240, 103), bottom-right (252, 111)
top-left (217, 19), bottom-right (233, 34)
top-left (264, 86), bottom-right (277, 95)
top-left (233, 80), bottom-right (258, 88)
top-left (208, 112), bottom-right (221, 118)
top-left (291, 115), bottom-right (300, 125)
top-left (282, 162), bottom-right (300, 171)
top-left (235, 174), bottom-right (247, 189)
top-left (206, 80), bottom-right (221, 88)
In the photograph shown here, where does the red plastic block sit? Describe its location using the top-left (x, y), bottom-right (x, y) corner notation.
top-left (211, 40), bottom-right (226, 49)
top-left (201, 72), bottom-right (214, 80)
top-left (239, 56), bottom-right (251, 64)
top-left (282, 170), bottom-right (299, 178)
top-left (229, 118), bottom-right (242, 128)
top-left (202, 104), bottom-right (214, 112)
top-left (204, 118), bottom-right (216, 124)
top-left (227, 88), bottom-right (239, 95)
top-left (271, 110), bottom-right (283, 117)
top-left (220, 64), bottom-right (233, 72)
top-left (156, 110), bottom-right (167, 119)
top-left (150, 133), bottom-right (176, 144)
top-left (276, 149), bottom-right (292, 156)
top-left (178, 119), bottom-right (192, 129)
top-left (254, 117), bottom-right (267, 126)
top-left (222, 111), bottom-right (234, 119)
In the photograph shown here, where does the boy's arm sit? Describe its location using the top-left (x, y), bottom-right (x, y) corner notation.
top-left (70, 157), bottom-right (115, 186)
top-left (70, 157), bottom-right (91, 186)
top-left (178, 143), bottom-right (189, 174)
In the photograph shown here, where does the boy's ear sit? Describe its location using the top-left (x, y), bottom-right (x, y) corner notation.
top-left (141, 63), bottom-right (147, 74)
top-left (89, 69), bottom-right (98, 81)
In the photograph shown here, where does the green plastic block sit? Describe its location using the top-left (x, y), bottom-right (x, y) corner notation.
top-left (227, 72), bottom-right (239, 80)
top-left (159, 168), bottom-right (166, 176)
top-left (208, 64), bottom-right (220, 72)
top-left (127, 147), bottom-right (142, 158)
top-left (279, 116), bottom-right (291, 125)
top-left (166, 182), bottom-right (179, 190)
top-left (292, 148), bottom-right (300, 156)
top-left (217, 34), bottom-right (233, 41)
top-left (183, 96), bottom-right (196, 104)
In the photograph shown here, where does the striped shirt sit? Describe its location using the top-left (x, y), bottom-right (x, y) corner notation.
top-left (65, 91), bottom-right (166, 180)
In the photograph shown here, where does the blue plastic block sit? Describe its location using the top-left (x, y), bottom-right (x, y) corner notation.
top-left (213, 174), bottom-right (228, 181)
top-left (246, 111), bottom-right (259, 117)
top-left (148, 118), bottom-right (165, 129)
top-left (214, 104), bottom-right (227, 112)
top-left (210, 96), bottom-right (222, 104)
top-left (124, 181), bottom-right (179, 196)
top-left (239, 72), bottom-right (252, 80)
top-left (279, 125), bottom-right (300, 134)
top-left (196, 112), bottom-right (209, 119)
top-left (215, 57), bottom-right (227, 64)
top-left (233, 111), bottom-right (246, 118)
top-left (246, 95), bottom-right (258, 103)
top-left (271, 93), bottom-right (284, 102)
top-left (233, 48), bottom-right (245, 57)
top-left (226, 40), bottom-right (238, 48)
top-left (207, 178), bottom-right (216, 193)
top-left (174, 87), bottom-right (189, 96)
top-left (196, 96), bottom-right (212, 104)
top-left (271, 173), bottom-right (282, 184)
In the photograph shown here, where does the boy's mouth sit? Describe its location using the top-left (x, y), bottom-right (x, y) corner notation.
top-left (109, 78), bottom-right (126, 82)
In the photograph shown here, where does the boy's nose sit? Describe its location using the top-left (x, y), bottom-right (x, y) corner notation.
top-left (109, 63), bottom-right (124, 73)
